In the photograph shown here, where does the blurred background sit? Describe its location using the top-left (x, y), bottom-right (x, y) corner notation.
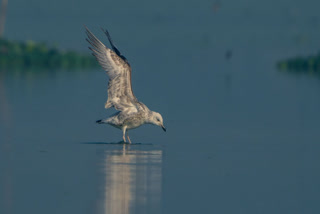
top-left (1, 0), bottom-right (320, 214)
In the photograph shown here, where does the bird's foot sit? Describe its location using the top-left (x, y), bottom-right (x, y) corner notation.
top-left (117, 140), bottom-right (129, 144)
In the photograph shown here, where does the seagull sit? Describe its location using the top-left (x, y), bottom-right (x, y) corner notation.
top-left (85, 26), bottom-right (166, 143)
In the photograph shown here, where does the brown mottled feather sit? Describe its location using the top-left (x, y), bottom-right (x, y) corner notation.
top-left (85, 26), bottom-right (138, 113)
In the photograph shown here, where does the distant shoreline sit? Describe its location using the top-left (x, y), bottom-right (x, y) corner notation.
top-left (277, 53), bottom-right (320, 73)
top-left (0, 38), bottom-right (98, 69)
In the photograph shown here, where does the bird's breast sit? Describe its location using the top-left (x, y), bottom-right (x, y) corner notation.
top-left (124, 115), bottom-right (146, 130)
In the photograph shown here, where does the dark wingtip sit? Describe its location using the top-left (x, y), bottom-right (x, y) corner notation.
top-left (100, 27), bottom-right (129, 64)
top-left (100, 27), bottom-right (108, 35)
top-left (96, 119), bottom-right (102, 124)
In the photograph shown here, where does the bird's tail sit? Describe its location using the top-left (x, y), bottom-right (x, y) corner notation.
top-left (96, 119), bottom-right (104, 124)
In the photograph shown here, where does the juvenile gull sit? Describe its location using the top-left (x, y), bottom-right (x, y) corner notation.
top-left (85, 26), bottom-right (166, 143)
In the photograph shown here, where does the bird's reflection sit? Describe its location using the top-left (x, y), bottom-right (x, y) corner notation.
top-left (99, 145), bottom-right (163, 214)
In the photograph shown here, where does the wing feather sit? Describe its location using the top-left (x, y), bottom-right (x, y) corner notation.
top-left (85, 26), bottom-right (138, 113)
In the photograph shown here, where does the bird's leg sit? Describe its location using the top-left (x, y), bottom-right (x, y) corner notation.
top-left (122, 126), bottom-right (127, 143)
top-left (126, 131), bottom-right (132, 144)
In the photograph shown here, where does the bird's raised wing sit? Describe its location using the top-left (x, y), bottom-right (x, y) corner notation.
top-left (85, 26), bottom-right (138, 113)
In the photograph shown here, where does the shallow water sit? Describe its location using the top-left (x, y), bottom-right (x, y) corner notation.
top-left (1, 0), bottom-right (320, 213)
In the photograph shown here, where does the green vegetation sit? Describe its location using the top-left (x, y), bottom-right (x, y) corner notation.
top-left (0, 38), bottom-right (98, 69)
top-left (277, 53), bottom-right (320, 73)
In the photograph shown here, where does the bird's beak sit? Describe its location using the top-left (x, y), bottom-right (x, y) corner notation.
top-left (161, 125), bottom-right (166, 132)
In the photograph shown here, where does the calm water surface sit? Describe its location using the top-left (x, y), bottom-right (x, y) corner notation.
top-left (1, 0), bottom-right (320, 213)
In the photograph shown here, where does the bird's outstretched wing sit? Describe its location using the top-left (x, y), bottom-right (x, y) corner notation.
top-left (85, 26), bottom-right (138, 113)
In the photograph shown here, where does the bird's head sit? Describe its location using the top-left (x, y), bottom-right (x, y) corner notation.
top-left (150, 111), bottom-right (166, 132)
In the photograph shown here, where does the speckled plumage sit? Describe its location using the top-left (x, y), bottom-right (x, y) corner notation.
top-left (85, 26), bottom-right (166, 143)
